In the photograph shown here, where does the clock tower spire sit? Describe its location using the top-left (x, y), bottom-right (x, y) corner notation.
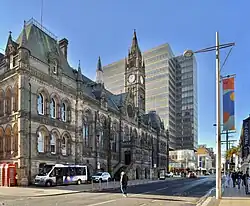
top-left (125, 30), bottom-right (145, 114)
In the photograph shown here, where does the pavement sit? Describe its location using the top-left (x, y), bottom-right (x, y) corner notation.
top-left (199, 180), bottom-right (250, 206)
top-left (0, 176), bottom-right (216, 206)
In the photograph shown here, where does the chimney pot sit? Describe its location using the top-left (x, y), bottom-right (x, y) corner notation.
top-left (59, 38), bottom-right (68, 60)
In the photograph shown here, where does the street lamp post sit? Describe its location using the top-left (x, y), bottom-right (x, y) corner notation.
top-left (183, 32), bottom-right (235, 199)
top-left (215, 32), bottom-right (222, 199)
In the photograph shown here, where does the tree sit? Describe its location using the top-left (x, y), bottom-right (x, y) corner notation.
top-left (226, 146), bottom-right (240, 160)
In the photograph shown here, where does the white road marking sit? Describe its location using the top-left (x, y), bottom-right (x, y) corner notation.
top-left (85, 199), bottom-right (117, 206)
top-left (85, 186), bottom-right (170, 206)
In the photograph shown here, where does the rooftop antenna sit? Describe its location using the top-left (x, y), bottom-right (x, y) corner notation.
top-left (41, 0), bottom-right (44, 28)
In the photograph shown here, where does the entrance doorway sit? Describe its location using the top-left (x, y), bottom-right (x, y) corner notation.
top-left (124, 151), bottom-right (131, 165)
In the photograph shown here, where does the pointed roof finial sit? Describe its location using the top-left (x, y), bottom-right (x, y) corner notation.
top-left (7, 31), bottom-right (13, 44)
top-left (77, 60), bottom-right (83, 82)
top-left (19, 20), bottom-right (27, 48)
top-left (5, 31), bottom-right (14, 54)
top-left (78, 60), bottom-right (81, 70)
top-left (130, 29), bottom-right (140, 55)
top-left (97, 56), bottom-right (103, 72)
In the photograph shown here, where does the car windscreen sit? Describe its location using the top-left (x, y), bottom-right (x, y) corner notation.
top-left (38, 165), bottom-right (54, 176)
top-left (94, 172), bottom-right (103, 176)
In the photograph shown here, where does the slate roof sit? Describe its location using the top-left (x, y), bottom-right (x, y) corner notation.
top-left (9, 19), bottom-right (165, 127)
top-left (14, 19), bottom-right (121, 113)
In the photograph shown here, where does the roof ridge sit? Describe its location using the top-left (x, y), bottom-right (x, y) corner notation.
top-left (26, 18), bottom-right (58, 40)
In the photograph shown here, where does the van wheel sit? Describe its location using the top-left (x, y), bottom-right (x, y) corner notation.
top-left (76, 179), bottom-right (81, 185)
top-left (45, 181), bottom-right (52, 187)
top-left (108, 178), bottom-right (111, 181)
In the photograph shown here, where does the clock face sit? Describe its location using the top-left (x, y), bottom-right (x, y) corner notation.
top-left (128, 74), bottom-right (135, 83)
top-left (140, 76), bottom-right (144, 84)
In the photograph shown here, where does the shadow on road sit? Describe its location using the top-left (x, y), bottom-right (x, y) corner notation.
top-left (90, 177), bottom-right (215, 199)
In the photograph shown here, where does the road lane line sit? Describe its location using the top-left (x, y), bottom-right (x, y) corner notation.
top-left (84, 186), bottom-right (170, 206)
top-left (85, 199), bottom-right (117, 206)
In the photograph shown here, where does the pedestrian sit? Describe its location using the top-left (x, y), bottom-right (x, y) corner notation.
top-left (120, 171), bottom-right (128, 197)
top-left (243, 168), bottom-right (250, 194)
top-left (237, 171), bottom-right (243, 189)
top-left (225, 172), bottom-right (231, 188)
top-left (231, 171), bottom-right (237, 188)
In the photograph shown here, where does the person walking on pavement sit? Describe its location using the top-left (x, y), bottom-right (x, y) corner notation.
top-left (120, 171), bottom-right (128, 197)
top-left (231, 171), bottom-right (237, 188)
top-left (243, 168), bottom-right (249, 194)
top-left (237, 171), bottom-right (243, 189)
top-left (225, 172), bottom-right (231, 188)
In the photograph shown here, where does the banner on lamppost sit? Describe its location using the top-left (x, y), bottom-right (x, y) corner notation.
top-left (223, 77), bottom-right (235, 131)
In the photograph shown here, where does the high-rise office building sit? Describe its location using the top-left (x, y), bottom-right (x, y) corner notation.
top-left (103, 38), bottom-right (198, 151)
top-left (174, 55), bottom-right (198, 150)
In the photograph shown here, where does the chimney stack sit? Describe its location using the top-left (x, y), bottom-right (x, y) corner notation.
top-left (59, 38), bottom-right (68, 60)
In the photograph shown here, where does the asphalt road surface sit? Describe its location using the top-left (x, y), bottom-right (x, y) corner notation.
top-left (1, 176), bottom-right (215, 206)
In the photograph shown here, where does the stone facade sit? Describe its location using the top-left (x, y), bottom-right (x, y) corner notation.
top-left (0, 19), bottom-right (168, 185)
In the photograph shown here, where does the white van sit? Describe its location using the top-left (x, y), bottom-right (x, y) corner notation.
top-left (34, 164), bottom-right (89, 187)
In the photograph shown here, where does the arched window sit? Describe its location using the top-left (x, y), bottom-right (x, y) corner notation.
top-left (99, 128), bottom-right (104, 149)
top-left (50, 98), bottom-right (56, 119)
top-left (61, 103), bottom-right (66, 122)
top-left (37, 93), bottom-right (44, 115)
top-left (50, 133), bottom-right (56, 154)
top-left (37, 131), bottom-right (45, 153)
top-left (61, 136), bottom-right (66, 155)
top-left (124, 126), bottom-right (129, 142)
top-left (83, 123), bottom-right (89, 147)
top-left (13, 124), bottom-right (18, 152)
top-left (0, 90), bottom-right (4, 116)
top-left (5, 126), bottom-right (11, 153)
top-left (111, 132), bottom-right (117, 152)
top-left (66, 137), bottom-right (71, 155)
top-left (5, 88), bottom-right (11, 115)
top-left (0, 127), bottom-right (3, 154)
top-left (13, 83), bottom-right (18, 112)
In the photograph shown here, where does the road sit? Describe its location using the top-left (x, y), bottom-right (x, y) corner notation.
top-left (1, 176), bottom-right (215, 206)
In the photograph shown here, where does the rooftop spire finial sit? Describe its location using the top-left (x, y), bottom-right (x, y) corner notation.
top-left (77, 60), bottom-right (83, 82)
top-left (97, 56), bottom-right (103, 72)
top-left (19, 20), bottom-right (28, 48)
top-left (78, 60), bottom-right (81, 70)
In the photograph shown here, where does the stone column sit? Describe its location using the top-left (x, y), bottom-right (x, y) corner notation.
top-left (17, 73), bottom-right (30, 186)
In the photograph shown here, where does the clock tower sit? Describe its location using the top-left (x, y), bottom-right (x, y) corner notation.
top-left (125, 30), bottom-right (146, 114)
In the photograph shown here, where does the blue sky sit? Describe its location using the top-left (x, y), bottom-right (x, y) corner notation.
top-left (0, 0), bottom-right (247, 150)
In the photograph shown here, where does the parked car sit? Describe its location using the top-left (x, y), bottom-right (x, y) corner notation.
top-left (188, 172), bottom-right (197, 178)
top-left (91, 172), bottom-right (111, 182)
top-left (165, 172), bottom-right (174, 178)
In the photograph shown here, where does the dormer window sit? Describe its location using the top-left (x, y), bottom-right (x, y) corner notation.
top-left (52, 59), bottom-right (58, 74)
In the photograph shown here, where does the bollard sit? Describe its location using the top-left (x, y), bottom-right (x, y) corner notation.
top-left (92, 180), bottom-right (94, 191)
top-left (106, 179), bottom-right (108, 188)
top-left (8, 178), bottom-right (10, 187)
top-left (114, 179), bottom-right (115, 188)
